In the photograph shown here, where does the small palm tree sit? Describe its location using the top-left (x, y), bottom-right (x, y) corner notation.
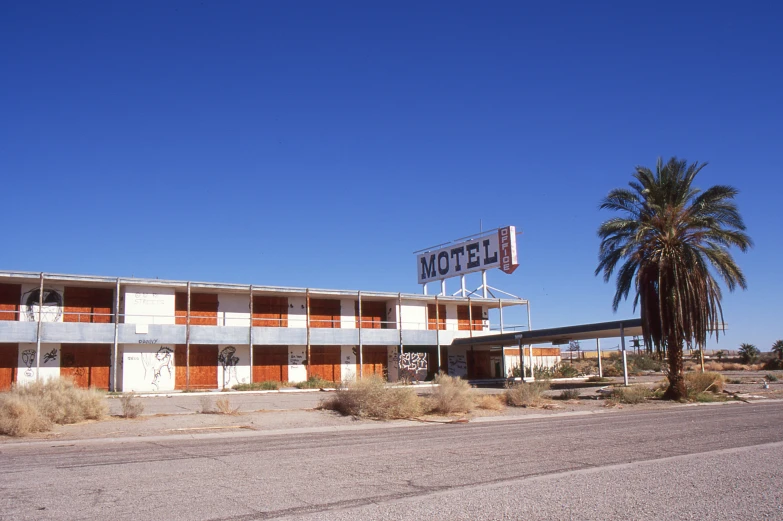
top-left (772, 340), bottom-right (783, 360)
top-left (596, 158), bottom-right (751, 400)
top-left (738, 343), bottom-right (760, 364)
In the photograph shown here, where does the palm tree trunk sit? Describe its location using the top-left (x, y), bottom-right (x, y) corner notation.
top-left (663, 337), bottom-right (687, 400)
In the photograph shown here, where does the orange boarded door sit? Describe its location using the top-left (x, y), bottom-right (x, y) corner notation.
top-left (355, 301), bottom-right (387, 329)
top-left (358, 346), bottom-right (387, 378)
top-left (0, 284), bottom-right (20, 321)
top-left (64, 287), bottom-right (113, 323)
top-left (309, 345), bottom-right (340, 382)
top-left (0, 343), bottom-right (16, 391)
top-left (253, 346), bottom-right (289, 382)
top-left (427, 304), bottom-right (446, 330)
top-left (467, 350), bottom-right (492, 379)
top-left (175, 293), bottom-right (218, 325)
top-left (60, 344), bottom-right (111, 390)
top-left (457, 305), bottom-right (483, 331)
top-left (175, 345), bottom-right (218, 390)
top-left (253, 296), bottom-right (288, 327)
top-left (310, 299), bottom-right (341, 328)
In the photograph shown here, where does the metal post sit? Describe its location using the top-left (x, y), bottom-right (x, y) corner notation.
top-left (468, 298), bottom-right (473, 339)
top-left (596, 338), bottom-right (603, 378)
top-left (498, 299), bottom-right (504, 334)
top-left (112, 278), bottom-right (120, 392)
top-left (526, 302), bottom-right (533, 379)
top-left (481, 270), bottom-right (487, 298)
top-left (440, 279), bottom-right (446, 296)
top-left (435, 295), bottom-right (441, 374)
top-left (528, 345), bottom-right (535, 381)
top-left (500, 346), bottom-right (507, 380)
top-left (358, 291), bottom-right (363, 379)
top-left (461, 275), bottom-right (466, 297)
top-left (518, 338), bottom-right (524, 382)
top-left (700, 344), bottom-right (705, 374)
top-left (398, 292), bottom-right (403, 381)
top-left (186, 281), bottom-right (191, 391)
top-left (423, 284), bottom-right (427, 295)
top-left (621, 323), bottom-right (629, 386)
top-left (306, 289), bottom-right (311, 380)
top-left (248, 285), bottom-right (254, 384)
top-left (35, 273), bottom-right (44, 381)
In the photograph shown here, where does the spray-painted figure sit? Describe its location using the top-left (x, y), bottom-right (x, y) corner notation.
top-left (219, 346), bottom-right (240, 388)
top-left (141, 347), bottom-right (174, 390)
top-left (399, 352), bottom-right (428, 382)
top-left (22, 288), bottom-right (63, 322)
top-left (22, 349), bottom-right (35, 377)
top-left (43, 348), bottom-right (58, 364)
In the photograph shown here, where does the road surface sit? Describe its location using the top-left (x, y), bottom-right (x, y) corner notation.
top-left (2, 401), bottom-right (782, 520)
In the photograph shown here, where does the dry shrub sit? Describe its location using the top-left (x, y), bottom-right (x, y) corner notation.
top-left (321, 376), bottom-right (423, 420)
top-left (0, 378), bottom-right (107, 437)
top-left (119, 393), bottom-right (145, 418)
top-left (214, 397), bottom-right (240, 415)
top-left (722, 363), bottom-right (746, 371)
top-left (609, 386), bottom-right (651, 404)
top-left (504, 381), bottom-right (551, 408)
top-left (199, 396), bottom-right (214, 414)
top-left (704, 362), bottom-right (725, 371)
top-left (557, 389), bottom-right (580, 400)
top-left (603, 365), bottom-right (621, 377)
top-left (475, 394), bottom-right (505, 411)
top-left (685, 372), bottom-right (724, 395)
top-left (426, 374), bottom-right (475, 415)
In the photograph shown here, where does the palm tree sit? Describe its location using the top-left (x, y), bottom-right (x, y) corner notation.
top-left (772, 340), bottom-right (783, 360)
top-left (738, 343), bottom-right (760, 364)
top-left (596, 158), bottom-right (752, 400)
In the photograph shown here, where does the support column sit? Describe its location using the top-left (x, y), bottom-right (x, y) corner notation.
top-left (186, 281), bottom-right (191, 391)
top-left (423, 284), bottom-right (427, 295)
top-left (398, 293), bottom-right (403, 381)
top-left (518, 338), bottom-right (525, 382)
top-left (112, 278), bottom-right (120, 392)
top-left (526, 302), bottom-right (534, 380)
top-left (621, 323), bottom-right (629, 386)
top-left (596, 338), bottom-right (603, 378)
top-left (306, 289), bottom-right (311, 380)
top-left (248, 285), bottom-right (254, 384)
top-left (461, 275), bottom-right (466, 297)
top-left (35, 273), bottom-right (44, 381)
top-left (358, 291), bottom-right (363, 379)
top-left (435, 295), bottom-right (441, 374)
top-left (498, 299), bottom-right (504, 334)
top-left (481, 270), bottom-right (487, 298)
top-left (440, 279), bottom-right (446, 296)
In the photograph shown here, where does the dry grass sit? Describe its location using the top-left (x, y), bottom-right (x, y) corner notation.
top-left (685, 372), bottom-right (724, 395)
top-left (0, 378), bottom-right (107, 437)
top-left (214, 397), bottom-right (240, 415)
top-left (475, 394), bottom-right (505, 411)
top-left (232, 381), bottom-right (281, 391)
top-left (704, 362), bottom-right (724, 371)
top-left (557, 389), bottom-right (580, 400)
top-left (425, 374), bottom-right (475, 415)
top-left (504, 381), bottom-right (551, 408)
top-left (119, 393), bottom-right (145, 418)
top-left (608, 386), bottom-right (651, 404)
top-left (321, 376), bottom-right (423, 420)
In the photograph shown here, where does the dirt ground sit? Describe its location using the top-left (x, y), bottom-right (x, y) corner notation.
top-left (2, 371), bottom-right (781, 444)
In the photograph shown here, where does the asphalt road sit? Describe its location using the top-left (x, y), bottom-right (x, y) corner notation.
top-left (2, 402), bottom-right (782, 520)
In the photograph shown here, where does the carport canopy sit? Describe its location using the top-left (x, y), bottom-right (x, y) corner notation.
top-left (451, 318), bottom-right (643, 347)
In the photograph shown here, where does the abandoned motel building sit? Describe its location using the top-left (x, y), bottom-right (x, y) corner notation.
top-left (0, 270), bottom-right (566, 393)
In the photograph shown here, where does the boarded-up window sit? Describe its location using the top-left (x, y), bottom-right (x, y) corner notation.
top-left (175, 344), bottom-right (218, 390)
top-left (253, 296), bottom-right (288, 327)
top-left (253, 345), bottom-right (289, 382)
top-left (427, 304), bottom-right (446, 330)
top-left (60, 344), bottom-right (110, 390)
top-left (64, 287), bottom-right (113, 323)
top-left (355, 301), bottom-right (387, 329)
top-left (0, 284), bottom-right (20, 321)
top-left (175, 293), bottom-right (218, 325)
top-left (310, 299), bottom-right (341, 329)
top-left (457, 305), bottom-right (483, 331)
top-left (309, 345), bottom-right (341, 381)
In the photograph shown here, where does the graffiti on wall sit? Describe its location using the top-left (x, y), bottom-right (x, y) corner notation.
top-left (21, 288), bottom-right (63, 322)
top-left (22, 349), bottom-right (35, 377)
top-left (43, 348), bottom-right (58, 364)
top-left (219, 346), bottom-right (240, 387)
top-left (141, 347), bottom-right (173, 390)
top-left (447, 354), bottom-right (467, 376)
top-left (399, 352), bottom-right (428, 381)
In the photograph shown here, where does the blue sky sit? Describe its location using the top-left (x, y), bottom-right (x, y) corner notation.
top-left (2, 2), bottom-right (781, 352)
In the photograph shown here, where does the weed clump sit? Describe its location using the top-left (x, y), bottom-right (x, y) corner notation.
top-left (608, 386), bottom-right (651, 404)
top-left (296, 376), bottom-right (337, 389)
top-left (232, 381), bottom-right (281, 391)
top-left (557, 389), bottom-right (580, 400)
top-left (425, 374), bottom-right (475, 415)
top-left (119, 393), bottom-right (145, 418)
top-left (475, 394), bottom-right (505, 411)
top-left (685, 372), bottom-right (724, 395)
top-left (0, 378), bottom-right (107, 437)
top-left (504, 381), bottom-right (551, 408)
top-left (215, 397), bottom-right (240, 415)
top-left (321, 376), bottom-right (423, 420)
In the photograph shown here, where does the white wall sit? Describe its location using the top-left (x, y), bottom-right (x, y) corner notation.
top-left (340, 345), bottom-right (357, 382)
top-left (386, 300), bottom-right (399, 328)
top-left (340, 299), bottom-right (355, 329)
top-left (401, 302), bottom-right (427, 330)
top-left (218, 344), bottom-right (250, 388)
top-left (122, 344), bottom-right (176, 392)
top-left (123, 286), bottom-right (176, 325)
top-left (288, 297), bottom-right (306, 328)
top-left (288, 345), bottom-right (306, 382)
top-left (444, 304), bottom-right (458, 331)
top-left (218, 293), bottom-right (251, 327)
top-left (16, 343), bottom-right (60, 384)
top-left (19, 285), bottom-right (64, 322)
